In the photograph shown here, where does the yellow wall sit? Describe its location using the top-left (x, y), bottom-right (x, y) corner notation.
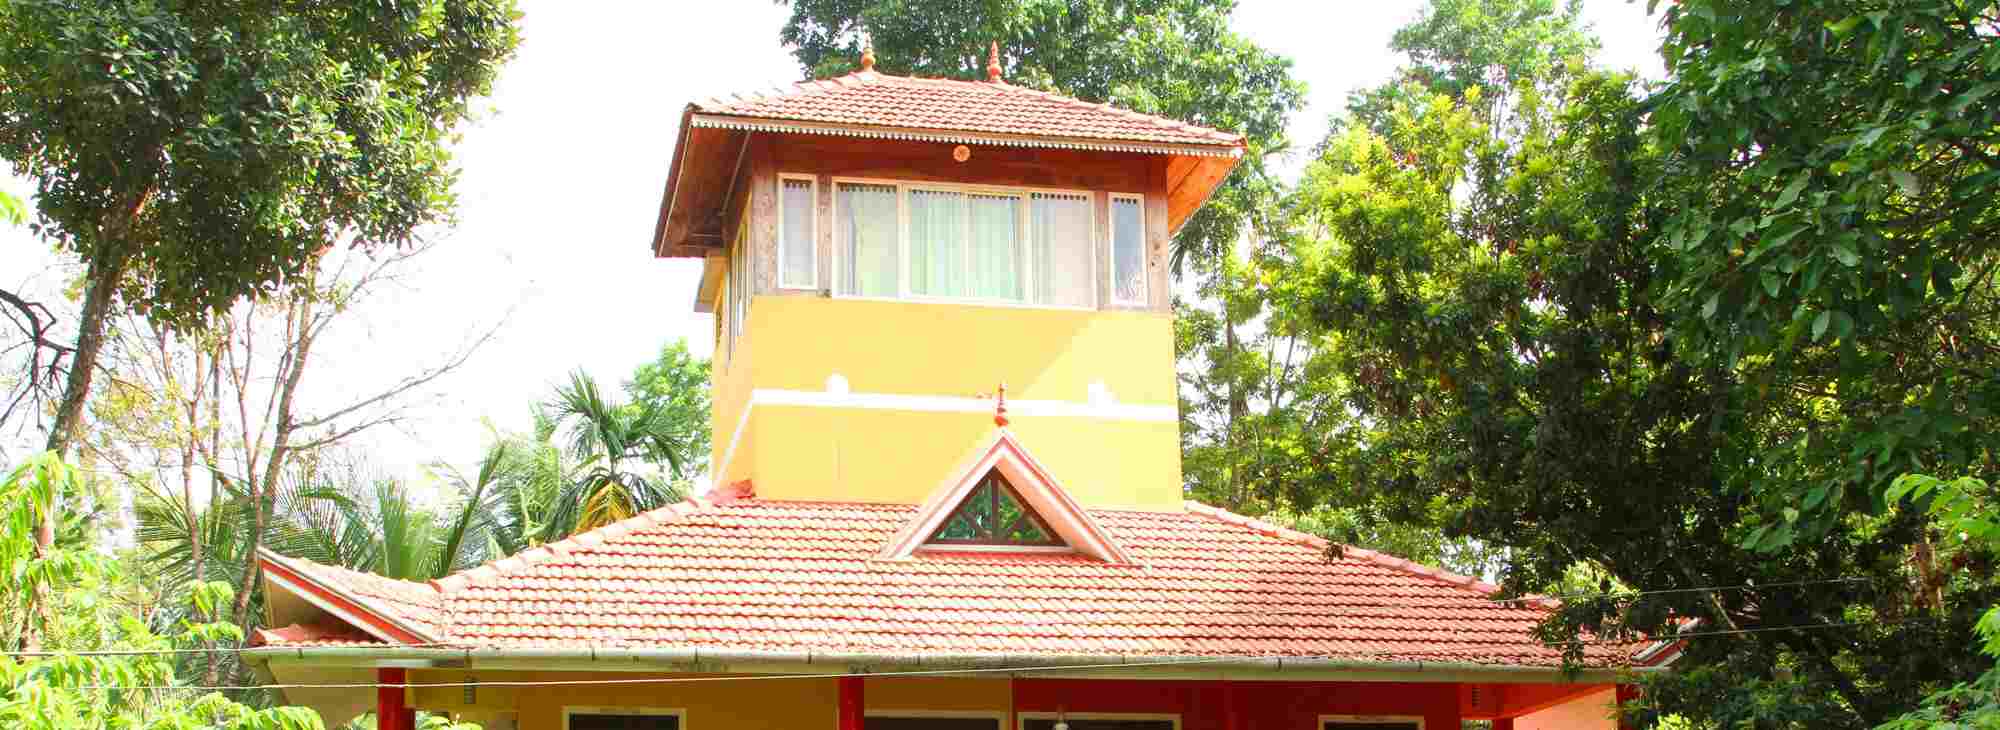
top-left (714, 296), bottom-right (1183, 510)
top-left (1516, 688), bottom-right (1618, 730)
top-left (408, 670), bottom-right (1010, 729)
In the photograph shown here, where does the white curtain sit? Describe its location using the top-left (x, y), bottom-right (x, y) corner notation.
top-left (838, 183), bottom-right (898, 297)
top-left (968, 193), bottom-right (1022, 300)
top-left (1111, 197), bottom-right (1147, 303)
top-left (1031, 193), bottom-right (1093, 307)
top-left (909, 189), bottom-right (967, 297)
top-left (779, 179), bottom-right (814, 288)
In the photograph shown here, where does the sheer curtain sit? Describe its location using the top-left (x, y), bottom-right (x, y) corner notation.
top-left (909, 189), bottom-right (967, 297)
top-left (967, 193), bottom-right (1022, 300)
top-left (779, 179), bottom-right (815, 288)
top-left (1031, 193), bottom-right (1093, 307)
top-left (838, 183), bottom-right (898, 297)
top-left (1111, 196), bottom-right (1147, 303)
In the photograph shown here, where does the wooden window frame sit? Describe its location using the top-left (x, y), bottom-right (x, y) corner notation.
top-left (778, 173), bottom-right (820, 291)
top-left (1317, 714), bottom-right (1425, 730)
top-left (830, 176), bottom-right (1098, 312)
top-left (1107, 193), bottom-right (1148, 307)
top-left (564, 706), bottom-right (686, 730)
top-left (923, 471), bottom-right (1067, 548)
top-left (1017, 712), bottom-right (1181, 730)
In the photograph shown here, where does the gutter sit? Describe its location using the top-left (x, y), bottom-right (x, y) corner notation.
top-left (242, 646), bottom-right (1667, 685)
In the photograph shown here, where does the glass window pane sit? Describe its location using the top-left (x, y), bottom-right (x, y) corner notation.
top-left (909, 189), bottom-right (969, 298)
top-left (570, 713), bottom-right (681, 730)
top-left (780, 178), bottom-right (815, 288)
top-left (1023, 720), bottom-right (1172, 730)
top-left (868, 718), bottom-right (999, 730)
top-left (968, 193), bottom-right (1023, 301)
top-left (838, 183), bottom-right (899, 297)
top-left (1030, 193), bottom-right (1093, 307)
top-left (1111, 196), bottom-right (1147, 304)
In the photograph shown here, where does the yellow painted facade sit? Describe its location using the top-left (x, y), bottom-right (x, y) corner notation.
top-left (711, 295), bottom-right (1184, 511)
top-left (408, 670), bottom-right (1012, 730)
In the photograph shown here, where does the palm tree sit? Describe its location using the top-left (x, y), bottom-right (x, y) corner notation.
top-left (540, 370), bottom-right (694, 539)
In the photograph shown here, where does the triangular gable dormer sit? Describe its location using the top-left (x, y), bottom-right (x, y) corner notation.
top-left (879, 429), bottom-right (1132, 563)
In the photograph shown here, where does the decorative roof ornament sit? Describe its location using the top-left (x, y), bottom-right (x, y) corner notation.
top-left (860, 40), bottom-right (876, 72)
top-left (986, 41), bottom-right (1003, 83)
top-left (994, 382), bottom-right (1009, 427)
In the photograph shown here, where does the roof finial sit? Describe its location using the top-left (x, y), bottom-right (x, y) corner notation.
top-left (986, 41), bottom-right (1003, 82)
top-left (994, 382), bottom-right (1009, 427)
top-left (860, 39), bottom-right (876, 72)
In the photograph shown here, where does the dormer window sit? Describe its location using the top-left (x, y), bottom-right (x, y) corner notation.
top-left (833, 179), bottom-right (1102, 309)
top-left (926, 471), bottom-right (1065, 547)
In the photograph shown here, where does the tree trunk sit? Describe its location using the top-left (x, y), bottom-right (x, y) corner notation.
top-left (41, 184), bottom-right (155, 535)
top-left (231, 295), bottom-right (317, 631)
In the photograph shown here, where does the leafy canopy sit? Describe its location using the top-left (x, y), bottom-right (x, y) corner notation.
top-left (0, 0), bottom-right (522, 327)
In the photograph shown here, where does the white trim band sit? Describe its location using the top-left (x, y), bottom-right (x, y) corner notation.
top-left (750, 388), bottom-right (1176, 421)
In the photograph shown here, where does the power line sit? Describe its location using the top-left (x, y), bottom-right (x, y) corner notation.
top-left (52, 620), bottom-right (1890, 693)
top-left (1515, 576), bottom-right (1881, 604)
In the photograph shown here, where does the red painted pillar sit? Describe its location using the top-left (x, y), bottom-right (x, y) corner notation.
top-left (1221, 681), bottom-right (1242, 730)
top-left (377, 667), bottom-right (414, 730)
top-left (1616, 684), bottom-right (1641, 730)
top-left (839, 675), bottom-right (866, 730)
top-left (1491, 719), bottom-right (1515, 730)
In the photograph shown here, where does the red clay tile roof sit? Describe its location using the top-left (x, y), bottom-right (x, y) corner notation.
top-left (692, 71), bottom-right (1243, 151)
top-left (262, 550), bottom-right (444, 640)
top-left (259, 497), bottom-right (1639, 669)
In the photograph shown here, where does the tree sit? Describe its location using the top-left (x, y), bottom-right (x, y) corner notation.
top-left (1273, 1), bottom-right (1998, 726)
top-left (541, 371), bottom-right (696, 538)
top-left (626, 340), bottom-right (713, 476)
top-left (0, 0), bottom-right (521, 560)
top-left (93, 243), bottom-right (497, 682)
top-left (3, 453), bottom-right (324, 729)
top-left (1651, 0), bottom-right (2000, 560)
top-left (777, 0), bottom-right (1305, 270)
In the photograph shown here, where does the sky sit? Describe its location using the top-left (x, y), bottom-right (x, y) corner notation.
top-left (0, 1), bottom-right (1666, 480)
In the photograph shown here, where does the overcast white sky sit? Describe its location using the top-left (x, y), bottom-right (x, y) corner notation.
top-left (1, 1), bottom-right (1665, 478)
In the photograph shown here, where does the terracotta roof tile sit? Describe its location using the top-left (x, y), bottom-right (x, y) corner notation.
top-left (262, 498), bottom-right (1640, 668)
top-left (693, 71), bottom-right (1242, 150)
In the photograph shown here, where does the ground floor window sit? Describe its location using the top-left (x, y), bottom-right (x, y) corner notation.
top-left (1019, 713), bottom-right (1178, 730)
top-left (868, 713), bottom-right (1005, 730)
top-left (566, 707), bottom-right (683, 730)
top-left (1321, 716), bottom-right (1422, 730)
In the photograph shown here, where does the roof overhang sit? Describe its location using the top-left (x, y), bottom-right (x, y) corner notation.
top-left (649, 112), bottom-right (1246, 264)
top-left (258, 549), bottom-right (435, 645)
top-left (245, 645), bottom-right (1667, 685)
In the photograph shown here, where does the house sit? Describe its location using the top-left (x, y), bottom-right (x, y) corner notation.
top-left (246, 44), bottom-right (1672, 730)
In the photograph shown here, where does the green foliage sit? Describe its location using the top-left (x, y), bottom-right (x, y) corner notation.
top-left (1651, 0), bottom-right (2000, 553)
top-left (1881, 476), bottom-right (2000, 729)
top-left (2, 453), bottom-right (325, 729)
top-left (778, 0), bottom-right (1305, 270)
top-left (539, 370), bottom-right (694, 538)
top-left (625, 341), bottom-right (713, 475)
top-left (0, 0), bottom-right (522, 327)
top-left (1344, 0), bottom-right (1598, 135)
top-left (1271, 0), bottom-right (2000, 726)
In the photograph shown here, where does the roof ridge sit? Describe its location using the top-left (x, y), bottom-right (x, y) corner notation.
top-left (1179, 501), bottom-right (1560, 609)
top-left (692, 68), bottom-right (1245, 147)
top-left (429, 482), bottom-right (754, 594)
